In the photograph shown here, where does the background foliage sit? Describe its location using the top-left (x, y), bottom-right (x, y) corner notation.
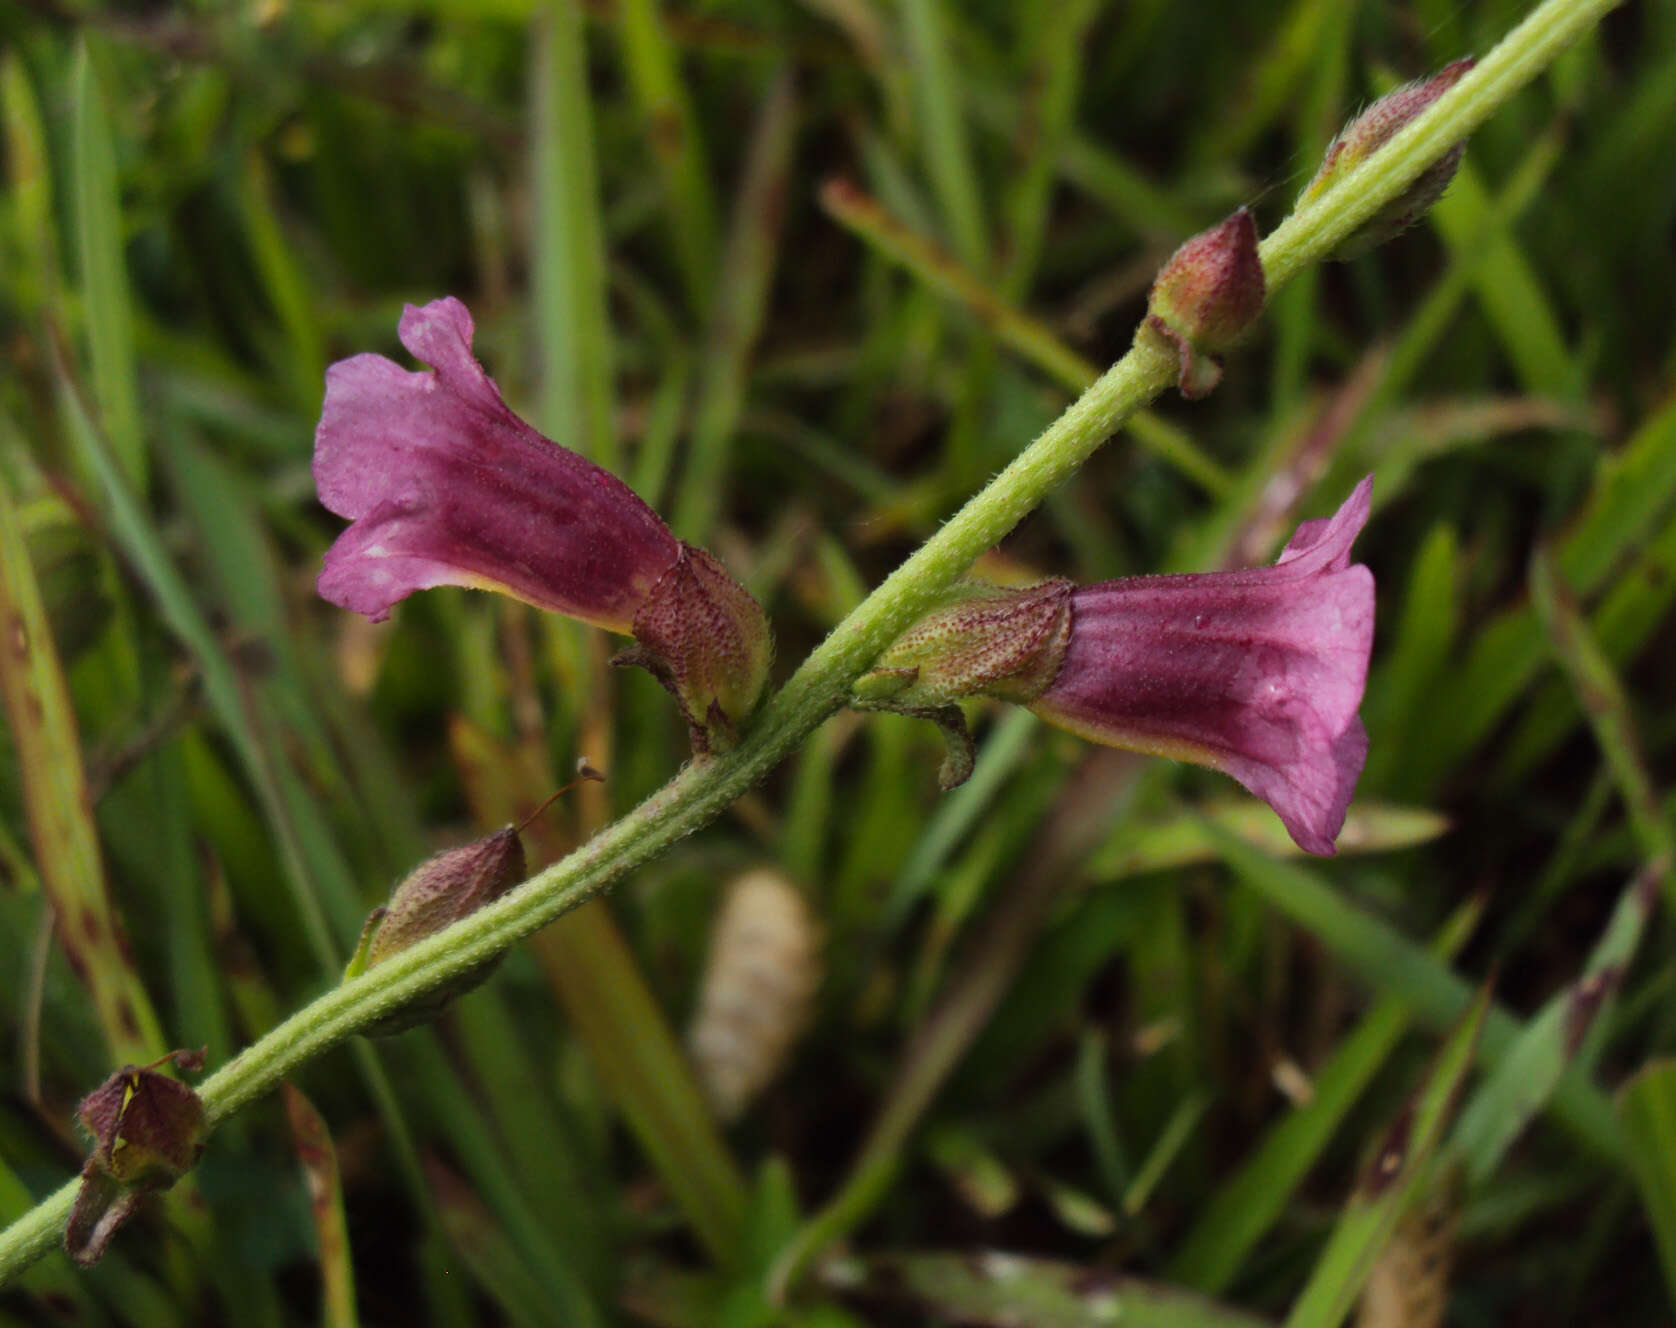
top-left (1, 0), bottom-right (1674, 1324)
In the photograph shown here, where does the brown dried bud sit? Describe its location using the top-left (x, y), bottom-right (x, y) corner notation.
top-left (346, 828), bottom-right (526, 1034)
top-left (66, 1050), bottom-right (208, 1265)
top-left (617, 543), bottom-right (773, 754)
top-left (1143, 208), bottom-right (1266, 398)
top-left (1302, 58), bottom-right (1475, 257)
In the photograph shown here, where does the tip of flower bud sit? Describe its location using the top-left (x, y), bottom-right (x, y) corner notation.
top-left (1303, 58), bottom-right (1476, 257)
top-left (1144, 208), bottom-right (1266, 399)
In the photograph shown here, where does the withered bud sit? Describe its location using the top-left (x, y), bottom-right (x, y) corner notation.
top-left (66, 1050), bottom-right (208, 1265)
top-left (617, 543), bottom-right (773, 754)
top-left (1302, 58), bottom-right (1475, 257)
top-left (346, 828), bottom-right (526, 1034)
top-left (855, 580), bottom-right (1073, 711)
top-left (1143, 208), bottom-right (1266, 398)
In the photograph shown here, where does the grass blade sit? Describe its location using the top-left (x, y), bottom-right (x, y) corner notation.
top-left (902, 0), bottom-right (987, 273)
top-left (531, 0), bottom-right (617, 468)
top-left (1283, 986), bottom-right (1490, 1328)
top-left (845, 1251), bottom-right (1271, 1328)
top-left (1087, 798), bottom-right (1450, 882)
top-left (1202, 819), bottom-right (1620, 1161)
top-left (1529, 547), bottom-right (1676, 894)
top-left (1427, 157), bottom-right (1576, 395)
top-left (1450, 861), bottom-right (1657, 1184)
top-left (2, 52), bottom-right (61, 306)
top-left (998, 0), bottom-right (1101, 299)
top-left (1618, 1061), bottom-right (1676, 1316)
top-left (0, 465), bottom-right (163, 1063)
top-left (818, 178), bottom-right (1231, 493)
top-left (1168, 895), bottom-right (1485, 1293)
top-left (450, 716), bottom-right (749, 1262)
top-left (672, 68), bottom-right (798, 543)
top-left (616, 0), bottom-right (720, 317)
top-left (283, 1085), bottom-right (359, 1328)
top-left (71, 40), bottom-right (145, 492)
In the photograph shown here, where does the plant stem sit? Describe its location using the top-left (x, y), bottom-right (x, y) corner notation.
top-left (0, 325), bottom-right (1176, 1290)
top-left (0, 0), bottom-right (1619, 1284)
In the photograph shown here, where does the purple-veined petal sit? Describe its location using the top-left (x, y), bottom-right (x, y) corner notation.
top-left (1030, 481), bottom-right (1375, 855)
top-left (1275, 474), bottom-right (1373, 574)
top-left (313, 297), bottom-right (679, 630)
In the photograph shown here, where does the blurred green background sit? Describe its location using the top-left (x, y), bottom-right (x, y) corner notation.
top-left (1, 0), bottom-right (1674, 1323)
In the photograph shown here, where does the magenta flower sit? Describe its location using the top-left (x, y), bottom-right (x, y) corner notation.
top-left (1029, 479), bottom-right (1375, 855)
top-left (314, 297), bottom-right (678, 633)
top-left (313, 297), bottom-right (771, 748)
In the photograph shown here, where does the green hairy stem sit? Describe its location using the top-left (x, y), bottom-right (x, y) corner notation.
top-left (0, 0), bottom-right (1621, 1286)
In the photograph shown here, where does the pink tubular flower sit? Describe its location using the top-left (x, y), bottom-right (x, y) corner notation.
top-left (313, 297), bottom-right (771, 749)
top-left (314, 297), bottom-right (679, 632)
top-left (1029, 478), bottom-right (1375, 855)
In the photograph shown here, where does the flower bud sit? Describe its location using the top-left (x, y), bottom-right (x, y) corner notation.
top-left (1301, 58), bottom-right (1475, 257)
top-left (66, 1050), bottom-right (208, 1265)
top-left (1143, 208), bottom-right (1266, 398)
top-left (617, 543), bottom-right (773, 753)
top-left (345, 828), bottom-right (526, 1034)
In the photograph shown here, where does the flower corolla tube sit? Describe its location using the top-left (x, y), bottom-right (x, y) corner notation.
top-left (312, 297), bottom-right (770, 749)
top-left (858, 479), bottom-right (1377, 855)
top-left (1031, 479), bottom-right (1375, 855)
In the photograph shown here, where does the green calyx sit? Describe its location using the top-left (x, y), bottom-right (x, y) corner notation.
top-left (618, 542), bottom-right (774, 755)
top-left (855, 578), bottom-right (1074, 710)
top-left (852, 579), bottom-right (1073, 789)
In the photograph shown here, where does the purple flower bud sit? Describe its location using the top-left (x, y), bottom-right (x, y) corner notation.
top-left (66, 1050), bottom-right (208, 1265)
top-left (1302, 59), bottom-right (1475, 257)
top-left (365, 829), bottom-right (525, 967)
top-left (616, 544), bottom-right (773, 752)
top-left (1144, 208), bottom-right (1266, 398)
top-left (1030, 479), bottom-right (1376, 855)
top-left (314, 297), bottom-right (679, 633)
top-left (347, 828), bottom-right (527, 1034)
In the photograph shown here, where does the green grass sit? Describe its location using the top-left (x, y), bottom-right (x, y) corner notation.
top-left (1, 0), bottom-right (1672, 1323)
